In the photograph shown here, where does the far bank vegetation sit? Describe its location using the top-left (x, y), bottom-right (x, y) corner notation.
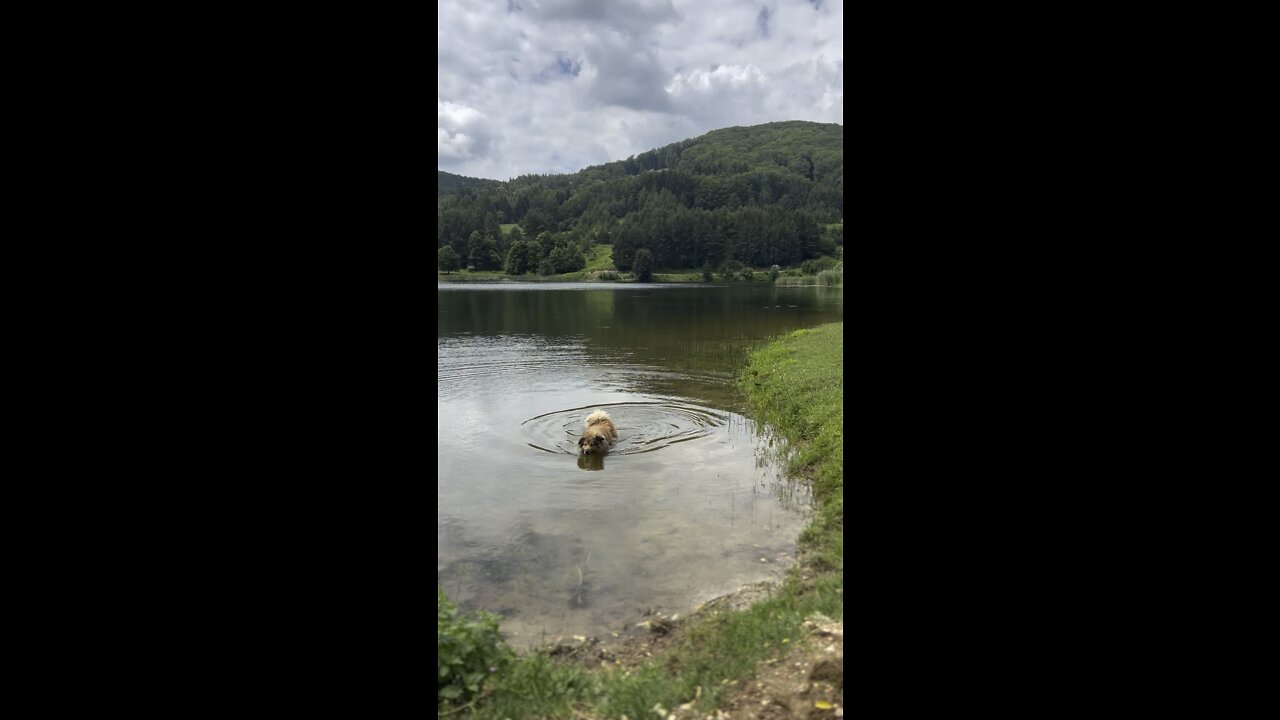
top-left (438, 121), bottom-right (844, 283)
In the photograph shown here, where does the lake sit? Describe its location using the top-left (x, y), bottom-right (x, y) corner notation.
top-left (437, 282), bottom-right (843, 646)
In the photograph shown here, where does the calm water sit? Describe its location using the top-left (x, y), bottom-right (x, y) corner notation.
top-left (437, 282), bottom-right (843, 646)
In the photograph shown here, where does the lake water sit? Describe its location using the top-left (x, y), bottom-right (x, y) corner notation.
top-left (437, 282), bottom-right (843, 646)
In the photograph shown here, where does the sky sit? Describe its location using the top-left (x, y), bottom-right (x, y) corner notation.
top-left (438, 0), bottom-right (843, 181)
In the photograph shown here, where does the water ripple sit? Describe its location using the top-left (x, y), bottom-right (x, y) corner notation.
top-left (520, 401), bottom-right (734, 456)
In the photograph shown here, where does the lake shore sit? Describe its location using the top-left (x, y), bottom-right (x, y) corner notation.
top-left (438, 272), bottom-right (839, 285)
top-left (438, 270), bottom-right (708, 283)
top-left (439, 322), bottom-right (844, 718)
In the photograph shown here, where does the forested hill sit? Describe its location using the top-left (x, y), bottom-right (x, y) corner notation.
top-left (438, 171), bottom-right (502, 195)
top-left (437, 121), bottom-right (843, 273)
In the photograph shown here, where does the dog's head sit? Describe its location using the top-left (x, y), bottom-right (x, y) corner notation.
top-left (578, 432), bottom-right (609, 455)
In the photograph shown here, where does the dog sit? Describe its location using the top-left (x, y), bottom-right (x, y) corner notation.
top-left (578, 410), bottom-right (618, 456)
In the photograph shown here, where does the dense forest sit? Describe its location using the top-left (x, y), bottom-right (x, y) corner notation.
top-left (438, 121), bottom-right (843, 274)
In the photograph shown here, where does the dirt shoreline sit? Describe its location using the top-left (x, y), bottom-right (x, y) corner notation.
top-left (530, 580), bottom-right (785, 664)
top-left (525, 579), bottom-right (844, 719)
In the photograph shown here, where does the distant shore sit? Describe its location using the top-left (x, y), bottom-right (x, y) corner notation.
top-left (437, 269), bottom-right (842, 285)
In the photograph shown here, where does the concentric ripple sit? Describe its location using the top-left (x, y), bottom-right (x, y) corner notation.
top-left (520, 401), bottom-right (733, 455)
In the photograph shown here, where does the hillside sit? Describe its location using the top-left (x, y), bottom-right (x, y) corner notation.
top-left (438, 171), bottom-right (502, 195)
top-left (438, 121), bottom-right (843, 274)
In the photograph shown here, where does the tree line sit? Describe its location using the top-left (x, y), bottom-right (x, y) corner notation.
top-left (438, 121), bottom-right (843, 273)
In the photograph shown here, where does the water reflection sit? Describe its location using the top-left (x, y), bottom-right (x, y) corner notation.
top-left (576, 454), bottom-right (605, 472)
top-left (437, 283), bottom-right (842, 646)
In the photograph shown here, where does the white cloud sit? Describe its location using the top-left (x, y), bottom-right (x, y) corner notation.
top-left (437, 0), bottom-right (843, 180)
top-left (665, 64), bottom-right (768, 126)
top-left (438, 100), bottom-right (493, 162)
top-left (668, 64), bottom-right (767, 94)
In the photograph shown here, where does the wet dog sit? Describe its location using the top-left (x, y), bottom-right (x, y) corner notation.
top-left (578, 410), bottom-right (618, 456)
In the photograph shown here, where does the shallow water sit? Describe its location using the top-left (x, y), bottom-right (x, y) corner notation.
top-left (437, 282), bottom-right (842, 645)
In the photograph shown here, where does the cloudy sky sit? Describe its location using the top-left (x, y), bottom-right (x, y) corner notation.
top-left (438, 0), bottom-right (843, 181)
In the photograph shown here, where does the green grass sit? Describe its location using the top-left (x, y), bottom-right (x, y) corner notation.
top-left (437, 269), bottom-right (508, 281)
top-left (584, 244), bottom-right (614, 273)
top-left (741, 324), bottom-right (843, 576)
top-left (443, 323), bottom-right (844, 718)
top-left (650, 272), bottom-right (705, 283)
top-left (499, 223), bottom-right (519, 236)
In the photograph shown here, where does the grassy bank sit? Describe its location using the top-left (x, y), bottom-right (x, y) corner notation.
top-left (437, 270), bottom-right (842, 284)
top-left (439, 324), bottom-right (844, 718)
top-left (438, 245), bottom-right (844, 285)
top-left (740, 324), bottom-right (843, 576)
